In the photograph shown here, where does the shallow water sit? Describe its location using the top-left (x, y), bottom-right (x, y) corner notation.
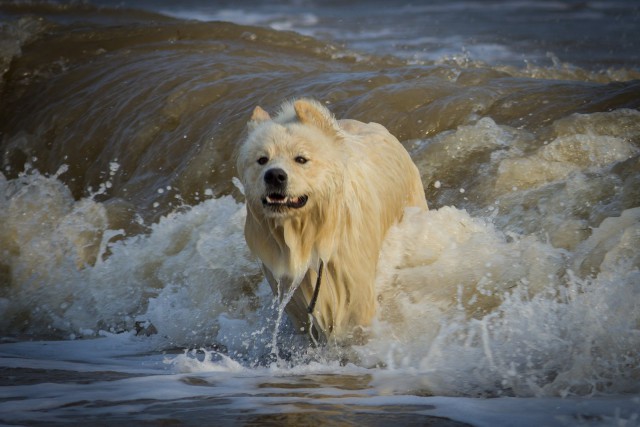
top-left (1, 1), bottom-right (640, 425)
top-left (2, 336), bottom-right (640, 426)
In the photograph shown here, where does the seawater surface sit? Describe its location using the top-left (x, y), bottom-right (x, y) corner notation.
top-left (1, 1), bottom-right (639, 425)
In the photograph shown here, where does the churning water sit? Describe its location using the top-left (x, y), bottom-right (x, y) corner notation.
top-left (1, 1), bottom-right (639, 425)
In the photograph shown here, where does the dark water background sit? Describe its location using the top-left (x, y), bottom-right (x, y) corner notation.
top-left (94, 0), bottom-right (640, 69)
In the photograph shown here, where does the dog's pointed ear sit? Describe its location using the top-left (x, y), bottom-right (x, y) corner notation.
top-left (248, 106), bottom-right (271, 131)
top-left (294, 99), bottom-right (340, 138)
top-left (251, 106), bottom-right (271, 122)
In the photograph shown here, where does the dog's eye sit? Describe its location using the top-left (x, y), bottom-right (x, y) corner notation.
top-left (257, 156), bottom-right (269, 165)
top-left (295, 156), bottom-right (308, 164)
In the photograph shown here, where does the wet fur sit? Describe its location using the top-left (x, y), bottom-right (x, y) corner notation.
top-left (237, 99), bottom-right (427, 343)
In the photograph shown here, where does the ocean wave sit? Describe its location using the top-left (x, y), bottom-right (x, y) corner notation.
top-left (1, 1), bottom-right (639, 399)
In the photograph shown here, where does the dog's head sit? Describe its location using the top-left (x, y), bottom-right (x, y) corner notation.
top-left (237, 99), bottom-right (346, 220)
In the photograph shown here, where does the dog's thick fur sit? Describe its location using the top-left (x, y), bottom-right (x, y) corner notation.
top-left (237, 98), bottom-right (427, 343)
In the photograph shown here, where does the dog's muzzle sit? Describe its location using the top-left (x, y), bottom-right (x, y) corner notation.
top-left (262, 167), bottom-right (308, 210)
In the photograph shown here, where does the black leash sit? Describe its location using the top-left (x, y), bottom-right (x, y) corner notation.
top-left (307, 260), bottom-right (324, 314)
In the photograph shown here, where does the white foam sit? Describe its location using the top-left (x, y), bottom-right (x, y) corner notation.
top-left (0, 169), bottom-right (263, 347)
top-left (353, 110), bottom-right (640, 397)
top-left (159, 8), bottom-right (318, 31)
top-left (169, 348), bottom-right (246, 373)
top-left (1, 109), bottom-right (638, 399)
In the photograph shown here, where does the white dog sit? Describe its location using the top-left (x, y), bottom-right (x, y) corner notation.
top-left (237, 99), bottom-right (427, 343)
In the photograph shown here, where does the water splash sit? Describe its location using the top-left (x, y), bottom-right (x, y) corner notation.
top-left (1, 108), bottom-right (638, 398)
top-left (269, 276), bottom-right (303, 363)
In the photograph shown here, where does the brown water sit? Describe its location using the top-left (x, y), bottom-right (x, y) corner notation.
top-left (1, 5), bottom-right (639, 228)
top-left (0, 2), bottom-right (640, 425)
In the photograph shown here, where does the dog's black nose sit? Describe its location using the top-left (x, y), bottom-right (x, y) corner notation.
top-left (264, 168), bottom-right (288, 187)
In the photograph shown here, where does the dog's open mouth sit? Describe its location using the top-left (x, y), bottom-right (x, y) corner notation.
top-left (263, 193), bottom-right (308, 209)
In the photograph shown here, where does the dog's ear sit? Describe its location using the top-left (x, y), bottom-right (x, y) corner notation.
top-left (294, 99), bottom-right (340, 138)
top-left (251, 106), bottom-right (271, 122)
top-left (248, 106), bottom-right (271, 131)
